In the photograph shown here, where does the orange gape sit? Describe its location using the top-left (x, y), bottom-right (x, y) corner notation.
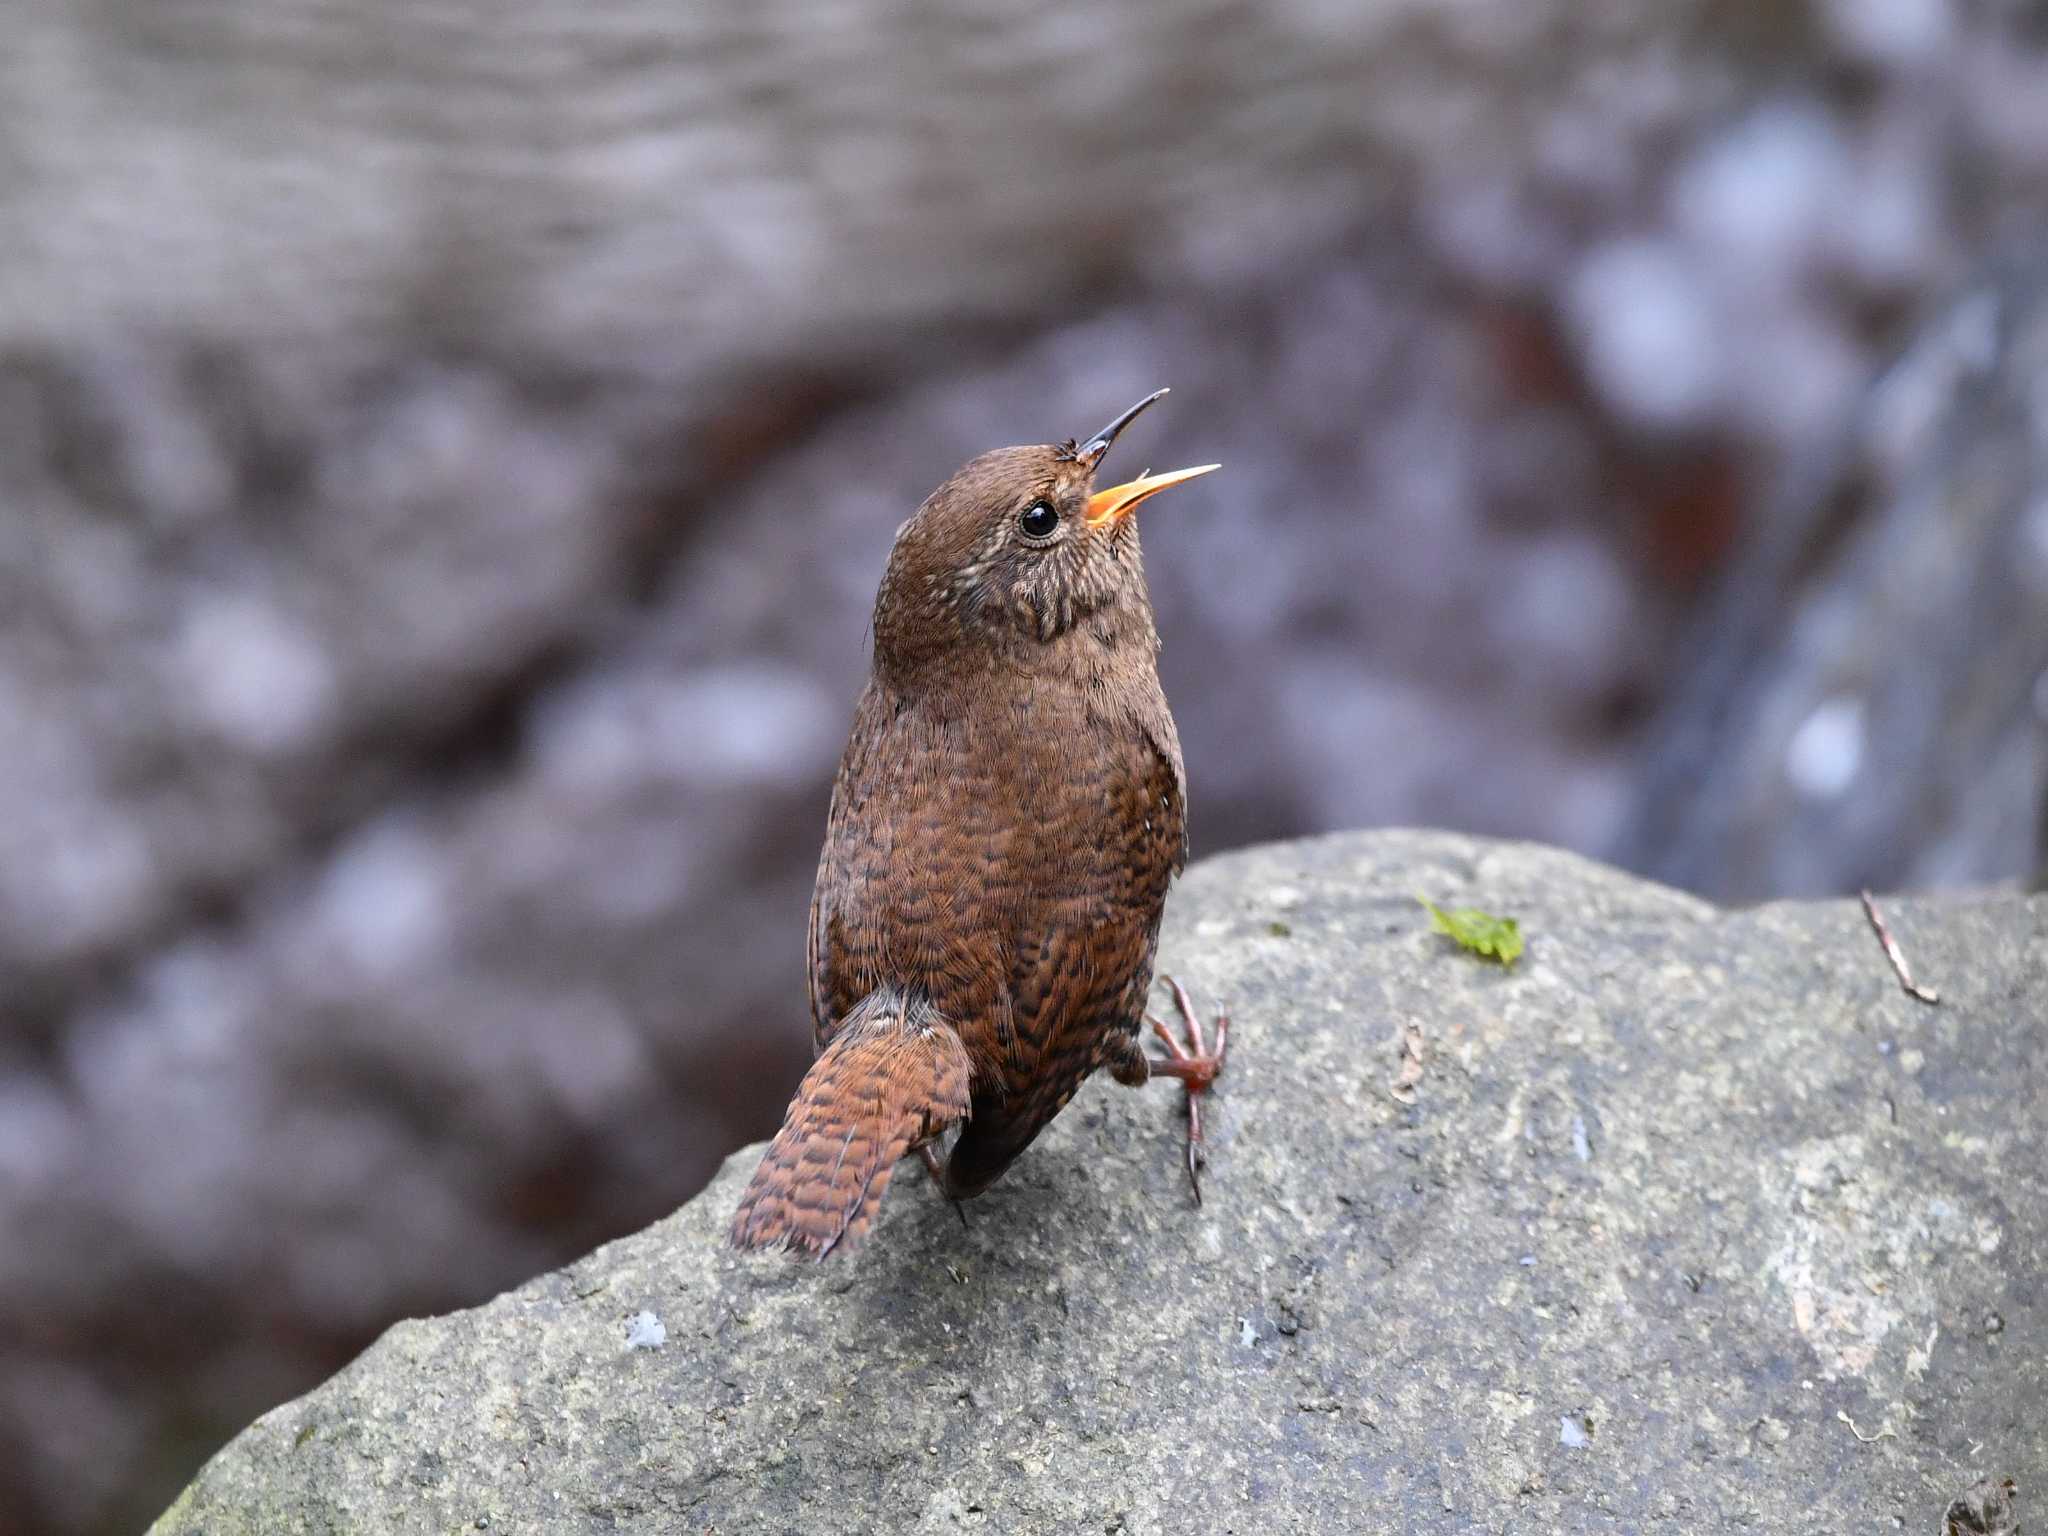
top-left (730, 391), bottom-right (1229, 1259)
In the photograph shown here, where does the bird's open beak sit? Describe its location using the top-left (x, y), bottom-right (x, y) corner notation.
top-left (1085, 463), bottom-right (1221, 529)
top-left (1070, 387), bottom-right (1219, 527)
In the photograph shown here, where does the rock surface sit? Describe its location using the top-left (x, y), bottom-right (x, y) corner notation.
top-left (152, 832), bottom-right (2045, 1535)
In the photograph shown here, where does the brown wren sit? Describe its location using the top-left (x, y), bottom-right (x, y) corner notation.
top-left (731, 389), bottom-right (1228, 1258)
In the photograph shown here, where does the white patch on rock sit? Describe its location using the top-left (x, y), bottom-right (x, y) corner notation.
top-left (306, 818), bottom-right (453, 983)
top-left (177, 591), bottom-right (338, 756)
top-left (1671, 104), bottom-right (1852, 278)
top-left (1566, 239), bottom-right (1726, 432)
top-left (1765, 1134), bottom-right (2001, 1396)
top-left (1784, 696), bottom-right (1865, 801)
top-left (625, 1310), bottom-right (666, 1350)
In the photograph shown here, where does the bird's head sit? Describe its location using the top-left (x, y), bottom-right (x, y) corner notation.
top-left (871, 389), bottom-right (1217, 684)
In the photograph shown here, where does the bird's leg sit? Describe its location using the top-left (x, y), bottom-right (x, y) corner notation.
top-left (918, 1143), bottom-right (970, 1230)
top-left (1143, 974), bottom-right (1230, 1205)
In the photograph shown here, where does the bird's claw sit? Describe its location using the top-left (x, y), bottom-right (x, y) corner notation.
top-left (1146, 973), bottom-right (1228, 1205)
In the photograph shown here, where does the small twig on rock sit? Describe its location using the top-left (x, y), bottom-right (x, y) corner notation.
top-left (1388, 1018), bottom-right (1425, 1104)
top-left (1860, 890), bottom-right (1940, 1005)
top-left (1836, 1409), bottom-right (1895, 1443)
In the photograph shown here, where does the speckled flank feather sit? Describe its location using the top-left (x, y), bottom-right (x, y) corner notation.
top-left (730, 988), bottom-right (970, 1258)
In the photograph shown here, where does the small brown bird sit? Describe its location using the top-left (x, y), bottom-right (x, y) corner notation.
top-left (731, 389), bottom-right (1228, 1258)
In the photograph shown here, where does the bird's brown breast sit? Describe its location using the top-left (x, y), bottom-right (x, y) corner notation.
top-left (808, 655), bottom-right (1184, 1108)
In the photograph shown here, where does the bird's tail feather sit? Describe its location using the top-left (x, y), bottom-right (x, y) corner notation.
top-left (730, 989), bottom-right (971, 1258)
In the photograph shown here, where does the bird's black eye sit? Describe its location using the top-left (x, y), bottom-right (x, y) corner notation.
top-left (1018, 500), bottom-right (1059, 539)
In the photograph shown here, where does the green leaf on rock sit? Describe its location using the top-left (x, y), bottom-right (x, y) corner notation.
top-left (1418, 896), bottom-right (1524, 966)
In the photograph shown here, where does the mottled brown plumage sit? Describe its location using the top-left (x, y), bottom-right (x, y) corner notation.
top-left (732, 390), bottom-right (1228, 1258)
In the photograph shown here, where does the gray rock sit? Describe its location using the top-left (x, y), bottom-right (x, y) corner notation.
top-left (1618, 247), bottom-right (2048, 900)
top-left (150, 831), bottom-right (2045, 1535)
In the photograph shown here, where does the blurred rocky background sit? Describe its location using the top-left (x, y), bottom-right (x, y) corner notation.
top-left (2, 1), bottom-right (2046, 1532)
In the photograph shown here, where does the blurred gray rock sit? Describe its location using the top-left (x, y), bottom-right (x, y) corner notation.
top-left (151, 832), bottom-right (2046, 1535)
top-left (6, 1), bottom-right (2048, 1532)
top-left (1620, 248), bottom-right (2048, 898)
top-left (4, 0), bottom-right (2044, 990)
